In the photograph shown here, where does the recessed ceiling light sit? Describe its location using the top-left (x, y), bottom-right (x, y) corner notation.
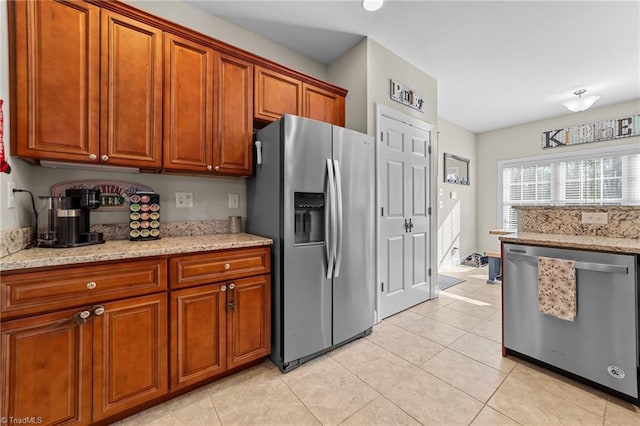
top-left (362, 0), bottom-right (384, 12)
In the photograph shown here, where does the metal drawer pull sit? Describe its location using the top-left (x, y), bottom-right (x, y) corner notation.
top-left (86, 281), bottom-right (97, 289)
top-left (93, 305), bottom-right (105, 316)
top-left (507, 252), bottom-right (628, 274)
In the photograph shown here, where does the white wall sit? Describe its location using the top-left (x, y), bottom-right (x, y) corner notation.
top-left (366, 39), bottom-right (438, 135)
top-left (126, 0), bottom-right (327, 80)
top-left (437, 119), bottom-right (477, 267)
top-left (0, 0), bottom-right (330, 231)
top-left (476, 99), bottom-right (640, 252)
top-left (328, 39), bottom-right (367, 133)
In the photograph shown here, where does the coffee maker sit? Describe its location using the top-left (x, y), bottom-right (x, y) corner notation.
top-left (37, 189), bottom-right (105, 248)
top-left (65, 188), bottom-right (105, 245)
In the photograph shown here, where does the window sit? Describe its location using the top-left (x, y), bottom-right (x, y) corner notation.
top-left (499, 145), bottom-right (640, 231)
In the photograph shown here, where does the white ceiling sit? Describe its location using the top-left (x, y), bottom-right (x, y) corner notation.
top-left (185, 0), bottom-right (640, 133)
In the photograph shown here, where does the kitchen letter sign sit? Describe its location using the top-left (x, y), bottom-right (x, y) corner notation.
top-left (542, 114), bottom-right (640, 149)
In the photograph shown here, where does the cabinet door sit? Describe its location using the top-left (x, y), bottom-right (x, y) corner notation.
top-left (254, 66), bottom-right (302, 122)
top-left (100, 10), bottom-right (163, 168)
top-left (11, 0), bottom-right (100, 163)
top-left (170, 284), bottom-right (226, 390)
top-left (214, 53), bottom-right (253, 176)
top-left (302, 83), bottom-right (345, 126)
top-left (92, 294), bottom-right (167, 422)
top-left (163, 33), bottom-right (214, 172)
top-left (226, 275), bottom-right (271, 369)
top-left (1, 308), bottom-right (92, 426)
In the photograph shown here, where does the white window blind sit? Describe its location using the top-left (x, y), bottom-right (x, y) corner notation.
top-left (499, 145), bottom-right (640, 231)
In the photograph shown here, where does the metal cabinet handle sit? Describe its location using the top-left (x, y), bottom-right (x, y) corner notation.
top-left (221, 285), bottom-right (227, 292)
top-left (214, 165), bottom-right (220, 172)
top-left (89, 153), bottom-right (97, 160)
top-left (226, 282), bottom-right (236, 309)
top-left (408, 218), bottom-right (414, 232)
top-left (224, 263), bottom-right (231, 270)
top-left (507, 252), bottom-right (629, 274)
top-left (86, 281), bottom-right (97, 289)
top-left (101, 155), bottom-right (109, 161)
top-left (207, 165), bottom-right (212, 171)
top-left (93, 305), bottom-right (105, 316)
top-left (72, 310), bottom-right (92, 326)
top-left (403, 219), bottom-right (409, 233)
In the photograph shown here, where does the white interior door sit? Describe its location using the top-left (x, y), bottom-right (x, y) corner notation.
top-left (378, 109), bottom-right (433, 320)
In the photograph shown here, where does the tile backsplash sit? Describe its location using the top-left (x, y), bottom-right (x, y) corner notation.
top-left (516, 206), bottom-right (640, 239)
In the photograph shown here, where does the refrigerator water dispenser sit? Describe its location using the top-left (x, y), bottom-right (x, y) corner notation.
top-left (294, 192), bottom-right (324, 244)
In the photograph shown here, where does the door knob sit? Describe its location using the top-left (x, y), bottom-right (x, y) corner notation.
top-left (207, 165), bottom-right (212, 171)
top-left (93, 305), bottom-right (105, 316)
top-left (214, 165), bottom-right (220, 172)
top-left (88, 153), bottom-right (97, 160)
top-left (101, 155), bottom-right (109, 161)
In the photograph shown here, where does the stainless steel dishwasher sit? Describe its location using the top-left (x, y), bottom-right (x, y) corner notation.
top-left (503, 243), bottom-right (638, 399)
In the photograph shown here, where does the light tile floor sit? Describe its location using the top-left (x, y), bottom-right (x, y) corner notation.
top-left (115, 266), bottom-right (640, 425)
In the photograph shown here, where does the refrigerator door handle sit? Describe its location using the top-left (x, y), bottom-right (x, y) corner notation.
top-left (333, 159), bottom-right (343, 278)
top-left (326, 159), bottom-right (337, 279)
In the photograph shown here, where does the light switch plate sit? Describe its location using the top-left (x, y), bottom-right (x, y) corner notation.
top-left (229, 193), bottom-right (239, 209)
top-left (581, 212), bottom-right (608, 224)
top-left (175, 192), bottom-right (193, 208)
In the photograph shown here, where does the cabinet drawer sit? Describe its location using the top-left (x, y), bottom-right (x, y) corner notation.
top-left (1, 258), bottom-right (167, 320)
top-left (170, 247), bottom-right (270, 289)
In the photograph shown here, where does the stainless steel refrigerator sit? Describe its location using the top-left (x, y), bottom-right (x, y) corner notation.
top-left (247, 114), bottom-right (374, 372)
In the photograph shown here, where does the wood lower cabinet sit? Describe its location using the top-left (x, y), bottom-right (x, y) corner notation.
top-left (227, 275), bottom-right (271, 369)
top-left (92, 294), bottom-right (168, 422)
top-left (170, 284), bottom-right (226, 391)
top-left (169, 247), bottom-right (271, 390)
top-left (1, 307), bottom-right (93, 426)
top-left (0, 294), bottom-right (168, 425)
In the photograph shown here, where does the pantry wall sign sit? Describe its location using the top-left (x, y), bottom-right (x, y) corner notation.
top-left (542, 114), bottom-right (640, 149)
top-left (52, 180), bottom-right (154, 211)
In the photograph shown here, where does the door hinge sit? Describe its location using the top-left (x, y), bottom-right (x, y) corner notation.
top-left (428, 268), bottom-right (432, 277)
top-left (380, 131), bottom-right (383, 141)
top-left (381, 282), bottom-right (384, 292)
top-left (381, 207), bottom-right (384, 216)
top-left (428, 207), bottom-right (432, 215)
top-left (428, 145), bottom-right (432, 154)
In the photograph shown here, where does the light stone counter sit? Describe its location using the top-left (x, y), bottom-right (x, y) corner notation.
top-left (500, 232), bottom-right (640, 254)
top-left (0, 233), bottom-right (272, 272)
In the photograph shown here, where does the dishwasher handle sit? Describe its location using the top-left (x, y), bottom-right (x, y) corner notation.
top-left (506, 252), bottom-right (629, 274)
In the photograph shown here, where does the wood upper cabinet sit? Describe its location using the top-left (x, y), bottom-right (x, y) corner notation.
top-left (163, 33), bottom-right (214, 172)
top-left (1, 307), bottom-right (93, 426)
top-left (10, 2), bottom-right (162, 168)
top-left (254, 66), bottom-right (346, 126)
top-left (215, 54), bottom-right (254, 176)
top-left (100, 10), bottom-right (163, 168)
top-left (303, 83), bottom-right (346, 127)
top-left (170, 284), bottom-right (226, 391)
top-left (163, 41), bottom-right (252, 176)
top-left (92, 293), bottom-right (168, 422)
top-left (254, 66), bottom-right (302, 122)
top-left (11, 0), bottom-right (100, 162)
top-left (227, 275), bottom-right (271, 369)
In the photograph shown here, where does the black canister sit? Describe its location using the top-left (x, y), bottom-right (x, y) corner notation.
top-left (56, 209), bottom-right (81, 246)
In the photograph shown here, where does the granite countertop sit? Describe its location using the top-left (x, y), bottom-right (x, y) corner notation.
top-left (500, 232), bottom-right (640, 254)
top-left (0, 233), bottom-right (273, 272)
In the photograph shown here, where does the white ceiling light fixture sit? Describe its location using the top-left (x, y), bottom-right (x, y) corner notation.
top-left (562, 89), bottom-right (600, 112)
top-left (362, 0), bottom-right (384, 12)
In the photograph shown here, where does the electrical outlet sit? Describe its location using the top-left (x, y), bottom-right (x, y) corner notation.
top-left (7, 181), bottom-right (16, 209)
top-left (175, 192), bottom-right (193, 208)
top-left (229, 193), bottom-right (239, 209)
top-left (581, 212), bottom-right (608, 224)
